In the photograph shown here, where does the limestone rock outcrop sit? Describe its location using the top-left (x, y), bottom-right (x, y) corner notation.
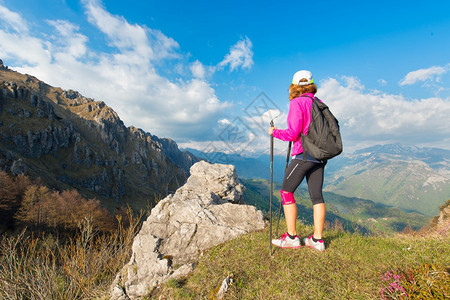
top-left (435, 200), bottom-right (450, 235)
top-left (111, 161), bottom-right (265, 299)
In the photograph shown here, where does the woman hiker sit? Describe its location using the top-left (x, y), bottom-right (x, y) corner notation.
top-left (268, 70), bottom-right (327, 251)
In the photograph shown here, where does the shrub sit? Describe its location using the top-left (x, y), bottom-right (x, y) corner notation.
top-left (401, 264), bottom-right (449, 299)
top-left (379, 264), bottom-right (450, 299)
top-left (14, 185), bottom-right (116, 232)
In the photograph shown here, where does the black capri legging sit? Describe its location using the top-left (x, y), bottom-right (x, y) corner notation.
top-left (281, 158), bottom-right (327, 205)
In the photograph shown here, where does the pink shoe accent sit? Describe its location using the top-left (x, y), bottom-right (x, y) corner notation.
top-left (310, 235), bottom-right (324, 243)
top-left (272, 232), bottom-right (302, 249)
top-left (280, 190), bottom-right (295, 205)
top-left (304, 235), bottom-right (325, 251)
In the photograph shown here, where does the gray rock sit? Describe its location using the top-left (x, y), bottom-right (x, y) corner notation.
top-left (11, 159), bottom-right (26, 175)
top-left (110, 285), bottom-right (130, 300)
top-left (217, 275), bottom-right (233, 299)
top-left (436, 202), bottom-right (449, 235)
top-left (111, 161), bottom-right (265, 299)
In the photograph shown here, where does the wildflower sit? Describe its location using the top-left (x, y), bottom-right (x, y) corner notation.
top-left (379, 270), bottom-right (409, 299)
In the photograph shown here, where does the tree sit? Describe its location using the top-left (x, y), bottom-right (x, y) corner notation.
top-left (0, 171), bottom-right (18, 211)
top-left (0, 171), bottom-right (32, 230)
top-left (57, 190), bottom-right (115, 231)
top-left (15, 185), bottom-right (50, 229)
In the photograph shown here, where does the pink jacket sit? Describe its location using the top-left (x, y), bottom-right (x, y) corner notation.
top-left (272, 93), bottom-right (317, 156)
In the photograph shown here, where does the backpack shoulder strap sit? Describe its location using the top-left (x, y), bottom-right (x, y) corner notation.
top-left (300, 95), bottom-right (316, 162)
top-left (300, 94), bottom-right (314, 101)
top-left (300, 94), bottom-right (322, 108)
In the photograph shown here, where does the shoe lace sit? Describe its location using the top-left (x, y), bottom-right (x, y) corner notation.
top-left (280, 232), bottom-right (289, 240)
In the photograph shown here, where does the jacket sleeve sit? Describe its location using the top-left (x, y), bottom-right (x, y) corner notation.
top-left (273, 100), bottom-right (303, 141)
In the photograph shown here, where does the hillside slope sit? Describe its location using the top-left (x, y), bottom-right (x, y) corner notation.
top-left (324, 144), bottom-right (450, 216)
top-left (0, 67), bottom-right (199, 211)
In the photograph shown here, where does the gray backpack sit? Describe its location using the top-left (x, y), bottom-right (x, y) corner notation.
top-left (301, 96), bottom-right (343, 161)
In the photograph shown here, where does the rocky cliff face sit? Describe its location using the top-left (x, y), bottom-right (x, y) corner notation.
top-left (0, 67), bottom-right (200, 210)
top-left (428, 200), bottom-right (450, 235)
top-left (110, 161), bottom-right (265, 299)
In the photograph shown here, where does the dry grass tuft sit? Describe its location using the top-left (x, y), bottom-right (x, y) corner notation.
top-left (0, 208), bottom-right (142, 299)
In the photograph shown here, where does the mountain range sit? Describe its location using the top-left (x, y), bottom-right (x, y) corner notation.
top-left (324, 144), bottom-right (450, 216)
top-left (186, 144), bottom-right (450, 216)
top-left (0, 66), bottom-right (199, 212)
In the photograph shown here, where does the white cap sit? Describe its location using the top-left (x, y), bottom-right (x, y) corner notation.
top-left (292, 70), bottom-right (314, 85)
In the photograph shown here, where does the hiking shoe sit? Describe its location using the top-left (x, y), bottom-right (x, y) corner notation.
top-left (303, 235), bottom-right (325, 251)
top-left (272, 233), bottom-right (301, 249)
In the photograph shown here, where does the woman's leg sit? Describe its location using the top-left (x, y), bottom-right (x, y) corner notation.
top-left (313, 203), bottom-right (326, 239)
top-left (306, 163), bottom-right (326, 239)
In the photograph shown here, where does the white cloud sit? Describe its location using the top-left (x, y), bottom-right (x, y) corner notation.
top-left (377, 79), bottom-right (387, 86)
top-left (82, 0), bottom-right (179, 63)
top-left (0, 5), bottom-right (28, 33)
top-left (190, 60), bottom-right (206, 79)
top-left (318, 76), bottom-right (450, 150)
top-left (190, 36), bottom-right (254, 78)
top-left (218, 118), bottom-right (232, 126)
top-left (46, 20), bottom-right (88, 58)
top-left (0, 5), bottom-right (51, 66)
top-left (0, 1), bottom-right (238, 142)
top-left (218, 36), bottom-right (253, 71)
top-left (188, 108), bottom-right (288, 156)
top-left (399, 65), bottom-right (448, 86)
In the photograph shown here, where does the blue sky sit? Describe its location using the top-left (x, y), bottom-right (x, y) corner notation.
top-left (1, 0), bottom-right (449, 156)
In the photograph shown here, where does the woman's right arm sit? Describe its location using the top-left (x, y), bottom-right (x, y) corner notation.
top-left (273, 100), bottom-right (303, 141)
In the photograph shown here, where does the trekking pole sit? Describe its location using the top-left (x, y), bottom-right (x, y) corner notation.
top-left (275, 141), bottom-right (291, 238)
top-left (269, 119), bottom-right (274, 255)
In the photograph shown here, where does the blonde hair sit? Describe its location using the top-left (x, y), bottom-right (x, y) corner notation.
top-left (289, 80), bottom-right (317, 100)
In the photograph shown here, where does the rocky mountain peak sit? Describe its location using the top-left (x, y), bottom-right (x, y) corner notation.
top-left (0, 67), bottom-right (199, 210)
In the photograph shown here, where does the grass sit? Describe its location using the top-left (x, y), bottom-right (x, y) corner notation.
top-left (152, 220), bottom-right (449, 299)
top-left (0, 210), bottom-right (143, 300)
